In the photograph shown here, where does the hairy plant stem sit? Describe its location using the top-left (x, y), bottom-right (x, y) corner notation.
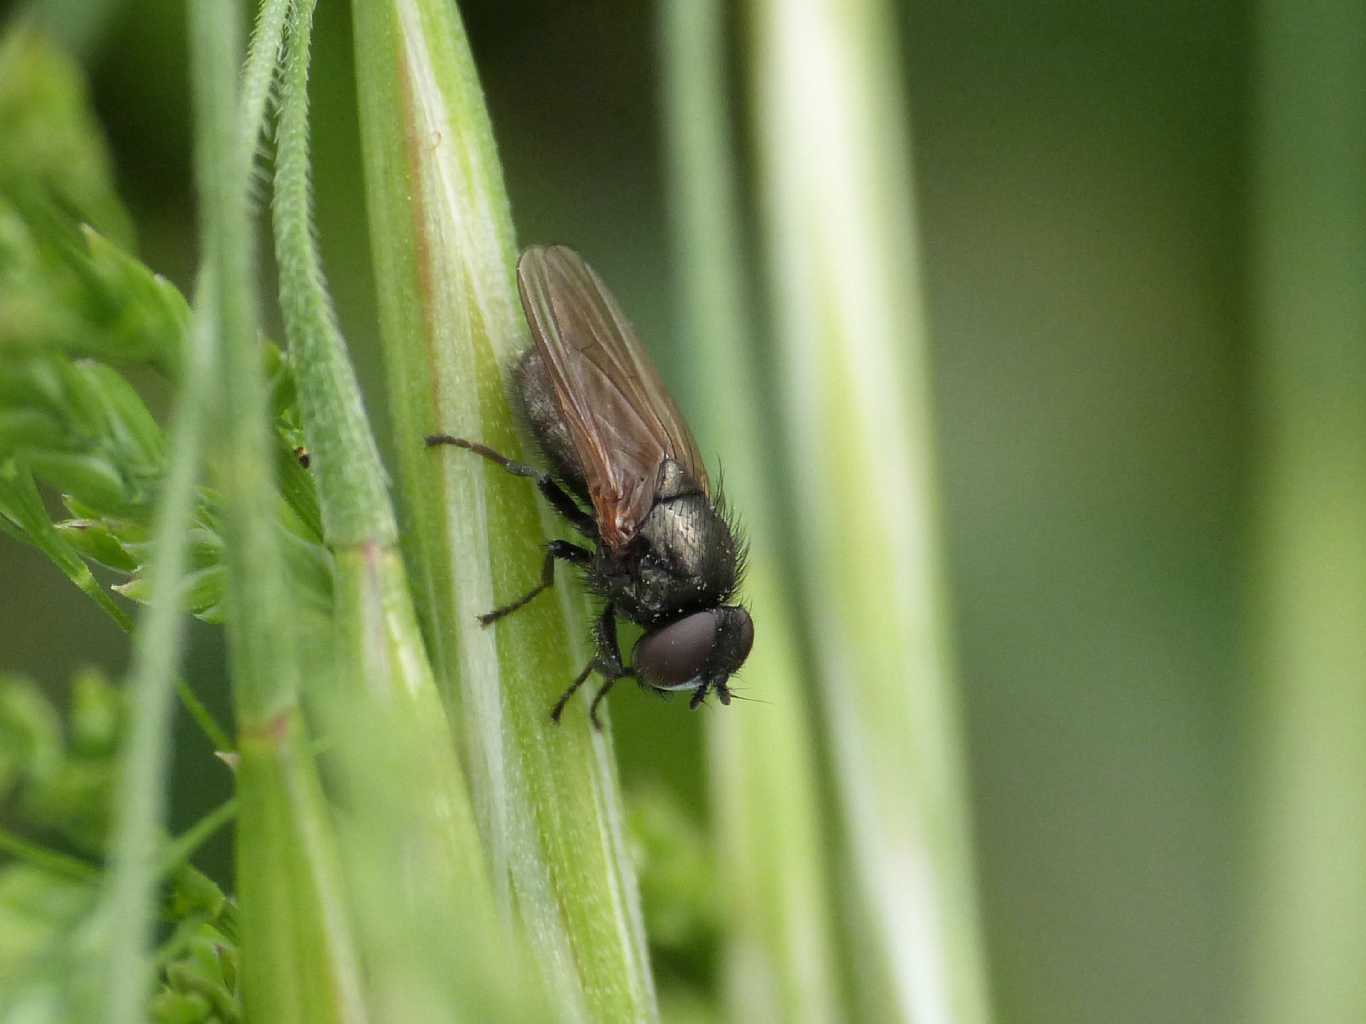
top-left (191, 1), bottom-right (366, 1020)
top-left (272, 0), bottom-right (535, 1016)
top-left (95, 3), bottom-right (292, 1020)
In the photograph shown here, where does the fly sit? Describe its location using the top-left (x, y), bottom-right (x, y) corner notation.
top-left (426, 244), bottom-right (754, 728)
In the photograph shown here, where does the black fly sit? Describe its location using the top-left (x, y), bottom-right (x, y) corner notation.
top-left (426, 245), bottom-right (754, 729)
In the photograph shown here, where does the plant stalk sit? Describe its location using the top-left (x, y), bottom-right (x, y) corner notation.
top-left (658, 2), bottom-right (844, 1020)
top-left (190, 0), bottom-right (367, 1019)
top-left (1248, 2), bottom-right (1366, 1020)
top-left (750, 0), bottom-right (994, 1019)
top-left (351, 0), bottom-right (655, 1017)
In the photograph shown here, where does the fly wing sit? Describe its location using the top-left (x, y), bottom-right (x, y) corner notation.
top-left (517, 244), bottom-right (709, 551)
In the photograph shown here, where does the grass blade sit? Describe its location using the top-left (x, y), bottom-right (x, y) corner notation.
top-left (750, 1), bottom-right (994, 1019)
top-left (272, 0), bottom-right (540, 1015)
top-left (1248, 2), bottom-right (1366, 1020)
top-left (658, 2), bottom-right (844, 1019)
top-left (351, 1), bottom-right (655, 1018)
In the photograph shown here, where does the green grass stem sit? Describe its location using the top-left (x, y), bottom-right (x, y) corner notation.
top-left (94, 2), bottom-right (294, 1017)
top-left (750, 1), bottom-right (994, 1020)
top-left (190, 1), bottom-right (367, 1020)
top-left (351, 0), bottom-right (655, 1017)
top-left (271, 3), bottom-right (536, 1013)
top-left (658, 2), bottom-right (844, 1020)
top-left (1248, 2), bottom-right (1366, 1020)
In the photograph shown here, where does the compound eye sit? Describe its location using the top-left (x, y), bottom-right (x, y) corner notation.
top-left (731, 607), bottom-right (754, 667)
top-left (633, 611), bottom-right (719, 688)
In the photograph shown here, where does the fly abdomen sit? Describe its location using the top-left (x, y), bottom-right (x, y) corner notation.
top-left (514, 348), bottom-right (587, 497)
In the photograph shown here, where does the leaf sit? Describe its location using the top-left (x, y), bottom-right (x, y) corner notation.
top-left (0, 29), bottom-right (135, 246)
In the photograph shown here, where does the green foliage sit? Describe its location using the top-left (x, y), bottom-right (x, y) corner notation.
top-left (0, 205), bottom-right (188, 379)
top-left (150, 869), bottom-right (241, 1024)
top-left (2, 670), bottom-right (116, 856)
top-left (0, 29), bottom-right (333, 1019)
top-left (659, 5), bottom-right (843, 1020)
top-left (0, 27), bottom-right (133, 246)
top-left (0, 180), bottom-right (328, 627)
top-left (0, 670), bottom-right (240, 1024)
top-left (0, 2), bottom-right (1087, 1021)
top-left (0, 210), bottom-right (331, 625)
top-left (0, 30), bottom-right (326, 632)
top-left (628, 785), bottom-right (719, 967)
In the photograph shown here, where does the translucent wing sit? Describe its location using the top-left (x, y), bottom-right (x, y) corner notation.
top-left (517, 244), bottom-right (709, 551)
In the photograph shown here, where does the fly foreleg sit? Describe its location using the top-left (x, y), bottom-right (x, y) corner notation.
top-left (550, 603), bottom-right (633, 730)
top-left (587, 604), bottom-right (632, 730)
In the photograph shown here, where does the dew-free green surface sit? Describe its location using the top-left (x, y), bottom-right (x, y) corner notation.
top-left (6, 2), bottom-right (1363, 1023)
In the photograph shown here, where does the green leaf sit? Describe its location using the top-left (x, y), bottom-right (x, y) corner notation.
top-left (0, 28), bottom-right (134, 245)
top-left (69, 667), bottom-right (121, 757)
top-left (148, 990), bottom-right (214, 1024)
top-left (353, 0), bottom-right (656, 1018)
top-left (1248, 3), bottom-right (1366, 1021)
top-left (0, 199), bottom-right (188, 378)
top-left (113, 565), bottom-right (226, 621)
top-left (749, 0), bottom-right (993, 1019)
top-left (659, 3), bottom-right (846, 1019)
top-left (24, 450), bottom-right (129, 510)
top-left (79, 226), bottom-right (190, 378)
top-left (0, 862), bottom-right (98, 978)
top-left (54, 518), bottom-right (138, 572)
top-left (0, 465), bottom-right (133, 630)
top-left (0, 408), bottom-right (65, 451)
top-left (0, 676), bottom-right (64, 797)
top-left (167, 866), bottom-right (229, 925)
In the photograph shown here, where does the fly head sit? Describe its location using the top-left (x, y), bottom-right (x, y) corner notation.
top-left (632, 606), bottom-right (754, 708)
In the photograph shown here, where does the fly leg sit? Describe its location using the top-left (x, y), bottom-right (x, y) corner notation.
top-left (424, 435), bottom-right (597, 538)
top-left (550, 604), bottom-right (632, 730)
top-left (587, 604), bottom-right (632, 730)
top-left (551, 660), bottom-right (595, 723)
top-left (589, 675), bottom-right (626, 731)
top-left (479, 540), bottom-right (591, 626)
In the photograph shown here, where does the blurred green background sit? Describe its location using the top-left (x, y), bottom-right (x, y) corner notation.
top-left (4, 2), bottom-right (1257, 1022)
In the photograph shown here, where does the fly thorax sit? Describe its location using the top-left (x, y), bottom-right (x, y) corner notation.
top-left (624, 493), bottom-right (737, 620)
top-left (654, 458), bottom-right (693, 499)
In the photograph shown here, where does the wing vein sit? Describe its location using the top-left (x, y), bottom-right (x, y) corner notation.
top-left (516, 245), bottom-right (710, 551)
